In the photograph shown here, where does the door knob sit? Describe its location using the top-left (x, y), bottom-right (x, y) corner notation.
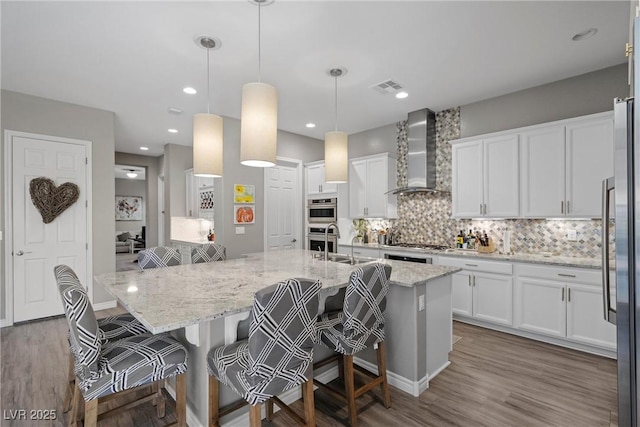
top-left (15, 250), bottom-right (32, 256)
top-left (291, 238), bottom-right (297, 243)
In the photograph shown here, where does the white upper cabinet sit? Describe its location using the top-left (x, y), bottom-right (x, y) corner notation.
top-left (521, 115), bottom-right (613, 218)
top-left (451, 134), bottom-right (519, 218)
top-left (565, 117), bottom-right (614, 217)
top-left (520, 125), bottom-right (566, 217)
top-left (348, 153), bottom-right (397, 219)
top-left (306, 162), bottom-right (337, 196)
top-left (453, 111), bottom-right (613, 219)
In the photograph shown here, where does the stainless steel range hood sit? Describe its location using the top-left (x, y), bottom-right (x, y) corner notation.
top-left (391, 108), bottom-right (446, 195)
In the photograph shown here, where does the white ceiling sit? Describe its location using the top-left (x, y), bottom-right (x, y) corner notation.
top-left (1, 1), bottom-right (630, 157)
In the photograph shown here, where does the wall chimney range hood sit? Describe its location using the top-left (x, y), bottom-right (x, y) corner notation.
top-left (391, 108), bottom-right (446, 195)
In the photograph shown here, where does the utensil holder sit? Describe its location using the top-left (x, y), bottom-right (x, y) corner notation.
top-left (477, 237), bottom-right (496, 253)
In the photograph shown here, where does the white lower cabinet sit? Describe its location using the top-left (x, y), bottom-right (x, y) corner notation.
top-left (515, 264), bottom-right (616, 351)
top-left (440, 257), bottom-right (513, 326)
top-left (337, 245), bottom-right (380, 259)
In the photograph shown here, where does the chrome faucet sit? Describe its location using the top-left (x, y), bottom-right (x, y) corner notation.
top-left (351, 235), bottom-right (360, 265)
top-left (324, 222), bottom-right (341, 261)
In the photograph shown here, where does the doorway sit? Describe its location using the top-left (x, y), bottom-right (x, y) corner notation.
top-left (264, 157), bottom-right (303, 251)
top-left (4, 130), bottom-right (92, 324)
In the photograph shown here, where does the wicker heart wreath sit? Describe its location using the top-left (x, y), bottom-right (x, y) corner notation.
top-left (29, 177), bottom-right (80, 224)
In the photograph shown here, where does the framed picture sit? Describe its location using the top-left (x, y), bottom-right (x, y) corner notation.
top-left (234, 184), bottom-right (255, 204)
top-left (115, 195), bottom-right (143, 221)
top-left (234, 204), bottom-right (255, 224)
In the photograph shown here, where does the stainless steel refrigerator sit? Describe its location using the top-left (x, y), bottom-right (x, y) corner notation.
top-left (604, 89), bottom-right (640, 426)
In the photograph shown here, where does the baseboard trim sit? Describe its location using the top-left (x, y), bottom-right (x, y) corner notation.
top-left (353, 356), bottom-right (426, 397)
top-left (93, 300), bottom-right (117, 312)
top-left (0, 319), bottom-right (13, 328)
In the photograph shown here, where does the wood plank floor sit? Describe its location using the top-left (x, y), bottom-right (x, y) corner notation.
top-left (1, 312), bottom-right (618, 426)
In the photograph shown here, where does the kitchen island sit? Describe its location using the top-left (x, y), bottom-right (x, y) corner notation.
top-left (95, 249), bottom-right (459, 426)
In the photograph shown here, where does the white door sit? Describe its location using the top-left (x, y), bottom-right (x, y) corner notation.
top-left (10, 134), bottom-right (89, 322)
top-left (473, 272), bottom-right (513, 326)
top-left (520, 125), bottom-right (565, 217)
top-left (483, 134), bottom-right (519, 217)
top-left (158, 176), bottom-right (165, 246)
top-left (515, 277), bottom-right (566, 338)
top-left (306, 164), bottom-right (323, 196)
top-left (566, 283), bottom-right (617, 350)
top-left (365, 156), bottom-right (388, 218)
top-left (565, 117), bottom-right (614, 217)
top-left (451, 140), bottom-right (483, 217)
top-left (265, 163), bottom-right (299, 250)
top-left (349, 159), bottom-right (367, 218)
top-left (451, 271), bottom-right (473, 317)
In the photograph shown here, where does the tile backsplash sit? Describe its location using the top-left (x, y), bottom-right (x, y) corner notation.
top-left (359, 106), bottom-right (609, 259)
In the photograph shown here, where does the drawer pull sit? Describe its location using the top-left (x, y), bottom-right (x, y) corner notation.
top-left (557, 273), bottom-right (576, 278)
top-left (465, 263), bottom-right (478, 267)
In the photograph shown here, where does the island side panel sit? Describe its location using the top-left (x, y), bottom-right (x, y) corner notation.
top-left (425, 275), bottom-right (453, 379)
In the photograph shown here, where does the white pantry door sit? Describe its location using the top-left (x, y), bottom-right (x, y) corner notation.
top-left (265, 164), bottom-right (299, 250)
top-left (11, 134), bottom-right (88, 322)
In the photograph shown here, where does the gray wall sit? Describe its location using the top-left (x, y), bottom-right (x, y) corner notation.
top-left (115, 178), bottom-right (146, 233)
top-left (163, 116), bottom-right (323, 260)
top-left (115, 152), bottom-right (161, 247)
top-left (348, 122), bottom-right (397, 159)
top-left (1, 89), bottom-right (116, 311)
top-left (460, 63), bottom-right (628, 137)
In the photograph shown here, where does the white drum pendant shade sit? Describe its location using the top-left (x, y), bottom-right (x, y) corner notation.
top-left (324, 131), bottom-right (348, 183)
top-left (193, 113), bottom-right (223, 177)
top-left (240, 82), bottom-right (278, 167)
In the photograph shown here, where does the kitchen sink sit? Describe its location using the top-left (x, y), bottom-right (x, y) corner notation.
top-left (326, 254), bottom-right (376, 265)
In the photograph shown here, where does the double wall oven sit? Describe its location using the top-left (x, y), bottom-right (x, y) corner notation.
top-left (307, 198), bottom-right (338, 253)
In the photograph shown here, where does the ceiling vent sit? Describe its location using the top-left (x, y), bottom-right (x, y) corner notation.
top-left (369, 79), bottom-right (403, 95)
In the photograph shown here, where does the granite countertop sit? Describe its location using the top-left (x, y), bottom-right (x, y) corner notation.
top-left (169, 238), bottom-right (210, 245)
top-left (95, 249), bottom-right (459, 334)
top-left (340, 242), bottom-right (604, 269)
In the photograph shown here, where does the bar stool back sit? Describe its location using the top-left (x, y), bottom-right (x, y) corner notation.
top-left (54, 265), bottom-right (188, 427)
top-left (138, 246), bottom-right (181, 269)
top-left (314, 262), bottom-right (392, 427)
top-left (191, 243), bottom-right (226, 263)
top-left (207, 278), bottom-right (321, 427)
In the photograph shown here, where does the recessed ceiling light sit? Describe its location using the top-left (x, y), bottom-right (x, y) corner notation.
top-left (305, 123), bottom-right (316, 128)
top-left (395, 91), bottom-right (409, 99)
top-left (572, 28), bottom-right (597, 41)
top-left (183, 87), bottom-right (197, 95)
top-left (168, 128), bottom-right (178, 133)
top-left (140, 146), bottom-right (149, 151)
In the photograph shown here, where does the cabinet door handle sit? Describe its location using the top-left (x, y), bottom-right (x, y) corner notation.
top-left (480, 204), bottom-right (483, 215)
top-left (472, 276), bottom-right (476, 287)
top-left (566, 200), bottom-right (570, 214)
top-left (561, 201), bottom-right (564, 214)
top-left (465, 263), bottom-right (478, 267)
top-left (483, 204), bottom-right (487, 215)
top-left (568, 288), bottom-right (571, 302)
top-left (468, 275), bottom-right (471, 287)
top-left (557, 273), bottom-right (576, 278)
top-left (561, 288), bottom-right (565, 301)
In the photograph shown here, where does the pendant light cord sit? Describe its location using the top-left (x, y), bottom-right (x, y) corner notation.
top-left (206, 47), bottom-right (211, 114)
top-left (258, 1), bottom-right (262, 82)
top-left (334, 75), bottom-right (338, 131)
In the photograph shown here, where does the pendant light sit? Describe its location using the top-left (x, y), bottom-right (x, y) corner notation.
top-left (240, 0), bottom-right (278, 168)
top-left (193, 36), bottom-right (223, 177)
top-left (324, 67), bottom-right (348, 183)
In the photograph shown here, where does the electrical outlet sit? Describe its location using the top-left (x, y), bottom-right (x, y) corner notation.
top-left (418, 295), bottom-right (425, 311)
top-left (567, 230), bottom-right (577, 241)
top-left (235, 227), bottom-right (245, 235)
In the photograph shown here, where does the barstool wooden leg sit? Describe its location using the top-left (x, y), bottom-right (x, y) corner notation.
top-left (376, 341), bottom-right (391, 408)
top-left (175, 373), bottom-right (187, 427)
top-left (208, 375), bottom-right (220, 427)
top-left (302, 379), bottom-right (316, 427)
top-left (155, 380), bottom-right (166, 418)
top-left (83, 398), bottom-right (98, 427)
top-left (69, 384), bottom-right (81, 427)
top-left (63, 354), bottom-right (75, 413)
top-left (266, 398), bottom-right (274, 421)
top-left (249, 404), bottom-right (262, 427)
top-left (344, 355), bottom-right (358, 427)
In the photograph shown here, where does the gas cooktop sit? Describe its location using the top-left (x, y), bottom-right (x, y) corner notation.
top-left (388, 243), bottom-right (450, 250)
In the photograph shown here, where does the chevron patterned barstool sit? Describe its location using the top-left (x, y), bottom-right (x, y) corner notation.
top-left (207, 278), bottom-right (321, 427)
top-left (54, 265), bottom-right (188, 427)
top-left (191, 243), bottom-right (226, 264)
top-left (313, 263), bottom-right (392, 427)
top-left (138, 246), bottom-right (182, 269)
top-left (55, 265), bottom-right (151, 413)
